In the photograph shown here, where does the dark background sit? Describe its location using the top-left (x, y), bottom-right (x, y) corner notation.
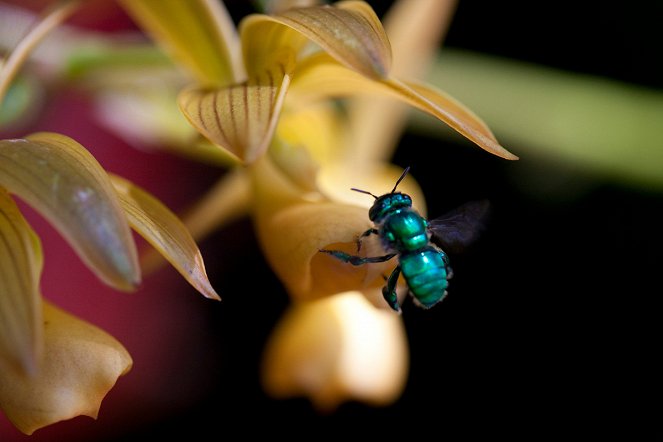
top-left (2, 1), bottom-right (661, 440)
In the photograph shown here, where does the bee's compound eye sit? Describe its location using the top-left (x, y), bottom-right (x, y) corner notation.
top-left (369, 195), bottom-right (390, 221)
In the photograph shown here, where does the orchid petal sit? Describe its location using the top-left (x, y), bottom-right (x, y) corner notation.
top-left (0, 188), bottom-right (42, 376)
top-left (244, 1), bottom-right (391, 79)
top-left (118, 0), bottom-right (242, 86)
top-left (178, 60), bottom-right (294, 164)
top-left (269, 102), bottom-right (347, 192)
top-left (0, 301), bottom-right (132, 435)
top-left (289, 54), bottom-right (517, 159)
top-left (251, 157), bottom-right (376, 301)
top-left (289, 53), bottom-right (388, 103)
top-left (0, 133), bottom-right (140, 291)
top-left (383, 0), bottom-right (456, 78)
top-left (347, 0), bottom-right (457, 162)
top-left (316, 162), bottom-right (426, 214)
top-left (239, 14), bottom-right (308, 80)
top-left (174, 137), bottom-right (244, 167)
top-left (110, 175), bottom-right (220, 301)
top-left (257, 199), bottom-right (386, 300)
top-left (390, 78), bottom-right (518, 160)
top-left (252, 158), bottom-right (423, 301)
top-left (262, 291), bottom-right (408, 410)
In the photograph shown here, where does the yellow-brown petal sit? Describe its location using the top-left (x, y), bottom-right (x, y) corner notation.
top-left (316, 161), bottom-right (426, 214)
top-left (346, 0), bottom-right (457, 162)
top-left (243, 1), bottom-right (391, 79)
top-left (262, 291), bottom-right (408, 410)
top-left (251, 158), bottom-right (424, 301)
top-left (178, 61), bottom-right (293, 164)
top-left (289, 54), bottom-right (517, 160)
top-left (118, 0), bottom-right (242, 86)
top-left (289, 53), bottom-right (387, 105)
top-left (0, 133), bottom-right (140, 291)
top-left (387, 78), bottom-right (518, 160)
top-left (110, 174), bottom-right (220, 301)
top-left (257, 199), bottom-right (387, 300)
top-left (239, 14), bottom-right (309, 81)
top-left (0, 188), bottom-right (43, 376)
top-left (0, 301), bottom-right (132, 435)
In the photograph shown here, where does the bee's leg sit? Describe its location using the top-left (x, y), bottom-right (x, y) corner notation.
top-left (382, 265), bottom-right (402, 312)
top-left (356, 228), bottom-right (379, 252)
top-left (319, 249), bottom-right (397, 266)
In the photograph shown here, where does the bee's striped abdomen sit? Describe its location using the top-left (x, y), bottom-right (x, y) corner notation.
top-left (399, 246), bottom-right (449, 308)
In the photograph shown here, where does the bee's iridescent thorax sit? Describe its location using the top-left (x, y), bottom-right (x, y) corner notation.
top-left (368, 192), bottom-right (413, 222)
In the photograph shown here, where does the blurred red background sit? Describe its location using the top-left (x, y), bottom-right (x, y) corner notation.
top-left (1, 2), bottom-right (225, 439)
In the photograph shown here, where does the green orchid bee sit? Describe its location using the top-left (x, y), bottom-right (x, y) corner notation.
top-left (321, 167), bottom-right (489, 312)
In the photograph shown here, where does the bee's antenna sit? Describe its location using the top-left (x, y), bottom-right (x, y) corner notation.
top-left (351, 188), bottom-right (378, 199)
top-left (391, 166), bottom-right (410, 193)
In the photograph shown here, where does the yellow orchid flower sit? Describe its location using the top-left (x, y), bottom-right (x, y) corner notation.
top-left (119, 0), bottom-right (516, 409)
top-left (262, 291), bottom-right (408, 410)
top-left (120, 0), bottom-right (516, 298)
top-left (0, 4), bottom-right (218, 435)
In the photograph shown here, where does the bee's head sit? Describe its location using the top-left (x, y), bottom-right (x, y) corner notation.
top-left (350, 167), bottom-right (413, 223)
top-left (368, 192), bottom-right (412, 222)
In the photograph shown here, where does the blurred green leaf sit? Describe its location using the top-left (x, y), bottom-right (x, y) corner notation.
top-left (0, 76), bottom-right (38, 129)
top-left (64, 44), bottom-right (173, 79)
top-left (418, 49), bottom-right (663, 190)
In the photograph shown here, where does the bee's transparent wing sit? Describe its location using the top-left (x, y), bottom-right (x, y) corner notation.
top-left (428, 199), bottom-right (491, 254)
